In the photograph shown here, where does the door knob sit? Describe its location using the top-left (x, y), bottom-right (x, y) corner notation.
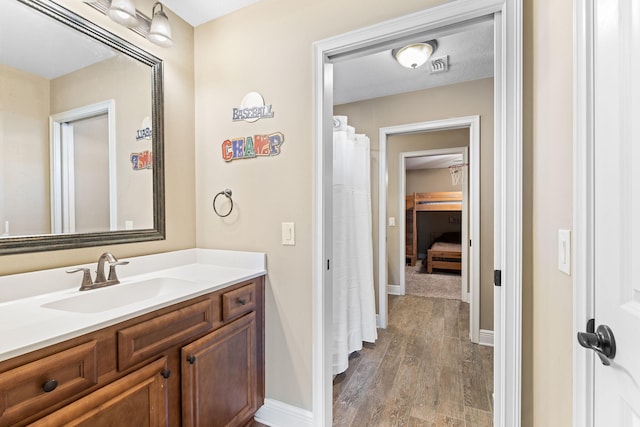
top-left (577, 323), bottom-right (616, 366)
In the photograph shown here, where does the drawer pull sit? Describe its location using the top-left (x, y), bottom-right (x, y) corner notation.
top-left (42, 379), bottom-right (59, 393)
top-left (237, 298), bottom-right (247, 306)
top-left (161, 369), bottom-right (171, 379)
top-left (187, 355), bottom-right (196, 364)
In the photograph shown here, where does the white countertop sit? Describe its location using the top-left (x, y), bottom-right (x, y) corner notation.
top-left (0, 249), bottom-right (266, 362)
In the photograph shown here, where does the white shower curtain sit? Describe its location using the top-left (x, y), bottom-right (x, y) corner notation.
top-left (332, 115), bottom-right (377, 375)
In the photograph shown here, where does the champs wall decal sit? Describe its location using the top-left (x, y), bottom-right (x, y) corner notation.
top-left (222, 132), bottom-right (284, 162)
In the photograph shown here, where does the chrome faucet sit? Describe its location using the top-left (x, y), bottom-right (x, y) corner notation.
top-left (67, 252), bottom-right (129, 291)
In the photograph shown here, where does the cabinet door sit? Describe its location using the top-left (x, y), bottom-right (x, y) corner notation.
top-left (31, 357), bottom-right (168, 427)
top-left (182, 312), bottom-right (257, 427)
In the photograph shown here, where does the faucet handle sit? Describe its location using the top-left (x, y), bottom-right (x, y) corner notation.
top-left (107, 261), bottom-right (130, 283)
top-left (67, 268), bottom-right (94, 291)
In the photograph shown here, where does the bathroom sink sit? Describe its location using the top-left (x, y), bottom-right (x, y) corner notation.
top-left (41, 277), bottom-right (198, 313)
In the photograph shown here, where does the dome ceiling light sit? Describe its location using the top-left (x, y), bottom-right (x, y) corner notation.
top-left (392, 40), bottom-right (438, 69)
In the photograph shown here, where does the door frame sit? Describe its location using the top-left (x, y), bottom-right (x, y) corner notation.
top-left (397, 145), bottom-right (469, 302)
top-left (573, 1), bottom-right (595, 426)
top-left (387, 118), bottom-right (480, 346)
top-left (50, 100), bottom-right (117, 233)
top-left (313, 0), bottom-right (522, 426)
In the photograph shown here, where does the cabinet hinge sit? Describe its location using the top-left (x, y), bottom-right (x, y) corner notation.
top-left (494, 269), bottom-right (502, 287)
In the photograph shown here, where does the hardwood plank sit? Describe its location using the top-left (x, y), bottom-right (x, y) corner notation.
top-left (479, 345), bottom-right (494, 412)
top-left (333, 350), bottom-right (364, 401)
top-left (464, 406), bottom-right (493, 427)
top-left (435, 414), bottom-right (466, 427)
top-left (349, 329), bottom-right (408, 425)
top-left (333, 358), bottom-right (379, 426)
top-left (435, 364), bottom-right (465, 419)
top-left (458, 301), bottom-right (470, 341)
top-left (443, 299), bottom-right (461, 339)
top-left (461, 341), bottom-right (491, 412)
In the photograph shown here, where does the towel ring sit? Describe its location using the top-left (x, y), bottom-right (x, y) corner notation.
top-left (213, 189), bottom-right (233, 217)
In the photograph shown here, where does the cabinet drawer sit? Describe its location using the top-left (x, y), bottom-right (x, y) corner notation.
top-left (118, 299), bottom-right (214, 371)
top-left (31, 357), bottom-right (168, 427)
top-left (0, 340), bottom-right (98, 427)
top-left (222, 283), bottom-right (256, 321)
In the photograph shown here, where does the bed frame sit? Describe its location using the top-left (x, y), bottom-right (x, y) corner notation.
top-left (426, 245), bottom-right (462, 274)
top-left (405, 191), bottom-right (462, 267)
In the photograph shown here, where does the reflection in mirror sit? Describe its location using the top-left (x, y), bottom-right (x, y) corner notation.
top-left (0, 0), bottom-right (164, 254)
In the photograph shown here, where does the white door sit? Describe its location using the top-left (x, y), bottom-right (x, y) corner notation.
top-left (584, 0), bottom-right (640, 424)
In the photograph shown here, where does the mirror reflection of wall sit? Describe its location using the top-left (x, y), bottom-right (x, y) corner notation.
top-left (0, 0), bottom-right (154, 238)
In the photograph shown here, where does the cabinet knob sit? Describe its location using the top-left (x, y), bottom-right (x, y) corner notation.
top-left (161, 369), bottom-right (171, 379)
top-left (42, 379), bottom-right (58, 393)
top-left (237, 298), bottom-right (247, 306)
top-left (187, 355), bottom-right (196, 364)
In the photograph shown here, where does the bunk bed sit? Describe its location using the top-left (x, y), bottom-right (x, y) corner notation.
top-left (405, 191), bottom-right (462, 272)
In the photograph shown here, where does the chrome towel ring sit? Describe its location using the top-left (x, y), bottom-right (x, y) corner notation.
top-left (213, 189), bottom-right (234, 217)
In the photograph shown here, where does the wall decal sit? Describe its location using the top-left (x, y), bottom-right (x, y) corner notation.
top-left (136, 116), bottom-right (152, 141)
top-left (222, 132), bottom-right (284, 162)
top-left (131, 150), bottom-right (153, 170)
top-left (232, 92), bottom-right (274, 123)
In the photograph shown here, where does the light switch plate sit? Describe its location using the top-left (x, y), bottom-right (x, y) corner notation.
top-left (389, 217), bottom-right (396, 227)
top-left (558, 229), bottom-right (571, 275)
top-left (282, 222), bottom-right (295, 246)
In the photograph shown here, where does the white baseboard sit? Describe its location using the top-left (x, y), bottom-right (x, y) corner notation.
top-left (479, 329), bottom-right (494, 347)
top-left (254, 398), bottom-right (313, 427)
top-left (461, 291), bottom-right (470, 303)
top-left (387, 284), bottom-right (402, 295)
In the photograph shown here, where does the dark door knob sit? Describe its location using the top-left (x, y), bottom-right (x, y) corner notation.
top-left (577, 324), bottom-right (616, 366)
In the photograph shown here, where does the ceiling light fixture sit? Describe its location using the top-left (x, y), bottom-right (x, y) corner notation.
top-left (107, 0), bottom-right (139, 28)
top-left (392, 40), bottom-right (438, 69)
top-left (148, 2), bottom-right (173, 47)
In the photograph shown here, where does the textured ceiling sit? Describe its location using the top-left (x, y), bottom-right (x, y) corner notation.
top-left (332, 19), bottom-right (494, 105)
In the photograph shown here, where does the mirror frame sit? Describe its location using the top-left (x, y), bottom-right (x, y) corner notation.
top-left (0, 0), bottom-right (165, 255)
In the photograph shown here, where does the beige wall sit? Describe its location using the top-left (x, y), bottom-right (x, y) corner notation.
top-left (0, 0), bottom-right (195, 275)
top-left (52, 55), bottom-right (154, 230)
top-left (336, 79), bottom-right (494, 331)
top-left (0, 65), bottom-right (51, 236)
top-left (526, 0), bottom-right (574, 425)
top-left (406, 168), bottom-right (460, 195)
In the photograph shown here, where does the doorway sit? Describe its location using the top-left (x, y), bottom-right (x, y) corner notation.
top-left (386, 118), bottom-right (481, 344)
top-left (50, 100), bottom-right (117, 234)
top-left (313, 1), bottom-right (523, 427)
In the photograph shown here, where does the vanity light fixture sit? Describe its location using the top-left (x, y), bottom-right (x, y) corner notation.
top-left (147, 2), bottom-right (173, 47)
top-left (107, 0), bottom-right (139, 27)
top-left (392, 40), bottom-right (438, 69)
top-left (84, 0), bottom-right (173, 48)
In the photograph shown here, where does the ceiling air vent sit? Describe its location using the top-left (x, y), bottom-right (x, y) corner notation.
top-left (429, 55), bottom-right (448, 74)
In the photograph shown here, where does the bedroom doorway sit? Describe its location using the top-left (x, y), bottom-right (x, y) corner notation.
top-left (381, 117), bottom-right (481, 343)
top-left (397, 146), bottom-right (470, 304)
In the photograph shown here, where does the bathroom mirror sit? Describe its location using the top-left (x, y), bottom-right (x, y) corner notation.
top-left (0, 0), bottom-right (165, 254)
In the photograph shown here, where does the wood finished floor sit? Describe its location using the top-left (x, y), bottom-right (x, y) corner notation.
top-left (333, 295), bottom-right (493, 427)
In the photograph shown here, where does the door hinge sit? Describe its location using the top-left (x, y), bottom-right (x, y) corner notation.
top-left (494, 269), bottom-right (502, 286)
top-left (470, 239), bottom-right (472, 247)
top-left (327, 259), bottom-right (330, 270)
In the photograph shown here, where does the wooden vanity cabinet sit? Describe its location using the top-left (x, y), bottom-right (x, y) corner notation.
top-left (0, 276), bottom-right (264, 427)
